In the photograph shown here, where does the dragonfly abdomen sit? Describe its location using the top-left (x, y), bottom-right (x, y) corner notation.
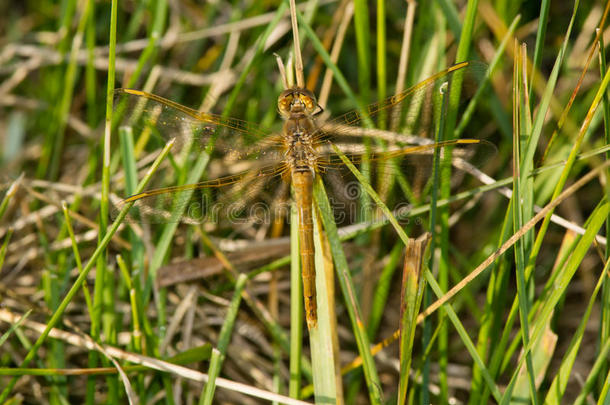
top-left (292, 169), bottom-right (317, 329)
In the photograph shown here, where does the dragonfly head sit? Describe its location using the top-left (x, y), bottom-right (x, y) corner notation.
top-left (278, 88), bottom-right (318, 117)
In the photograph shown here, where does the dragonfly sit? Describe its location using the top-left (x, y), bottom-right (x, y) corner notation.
top-left (114, 61), bottom-right (493, 329)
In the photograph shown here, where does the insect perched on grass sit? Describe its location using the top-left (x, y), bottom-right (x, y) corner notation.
top-left (114, 61), bottom-right (494, 329)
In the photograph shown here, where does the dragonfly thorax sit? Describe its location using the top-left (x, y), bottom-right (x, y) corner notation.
top-left (283, 115), bottom-right (318, 175)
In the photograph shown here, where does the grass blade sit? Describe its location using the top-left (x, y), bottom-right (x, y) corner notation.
top-left (200, 274), bottom-right (248, 404)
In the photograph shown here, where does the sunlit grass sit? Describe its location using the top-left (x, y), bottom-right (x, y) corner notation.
top-left (1, 0), bottom-right (610, 404)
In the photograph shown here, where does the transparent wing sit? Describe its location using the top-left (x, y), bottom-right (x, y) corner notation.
top-left (314, 61), bottom-right (487, 143)
top-left (113, 88), bottom-right (281, 159)
top-left (307, 61), bottom-right (493, 225)
top-left (112, 163), bottom-right (291, 226)
top-left (113, 89), bottom-right (289, 225)
top-left (316, 139), bottom-right (497, 227)
top-left (112, 62), bottom-right (492, 227)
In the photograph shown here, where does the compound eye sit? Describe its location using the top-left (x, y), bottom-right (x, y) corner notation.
top-left (299, 94), bottom-right (315, 113)
top-left (278, 94), bottom-right (293, 114)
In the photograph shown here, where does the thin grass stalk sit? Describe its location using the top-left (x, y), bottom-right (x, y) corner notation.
top-left (292, 7), bottom-right (368, 120)
top-left (223, 3), bottom-right (287, 115)
top-left (367, 242), bottom-right (403, 338)
top-left (423, 269), bottom-right (503, 402)
top-left (105, 2), bottom-right (170, 187)
top-left (543, 247), bottom-right (609, 403)
top-left (0, 139), bottom-right (174, 402)
top-left (62, 203), bottom-right (93, 315)
top-left (528, 0), bottom-right (551, 108)
top-left (117, 126), bottom-right (149, 399)
top-left (199, 274), bottom-right (248, 404)
top-left (455, 14), bottom-right (520, 138)
top-left (415, 159), bottom-right (610, 337)
top-left (116, 255), bottom-right (142, 354)
top-left (594, 361), bottom-right (610, 404)
top-left (43, 6), bottom-right (93, 400)
top-left (539, 2), bottom-right (609, 165)
top-left (518, 45), bottom-right (536, 259)
top-left (85, 0), bottom-right (97, 126)
top-left (521, 0), bottom-right (579, 177)
top-left (16, 344), bottom-right (217, 376)
top-left (524, 0), bottom-right (605, 311)
top-left (196, 227), bottom-right (310, 381)
top-left (317, 1), bottom-right (353, 108)
top-left (289, 0), bottom-right (305, 88)
top-left (599, 27), bottom-right (610, 395)
top-left (0, 228), bottom-right (13, 270)
top-left (0, 175), bottom-right (22, 222)
top-left (391, 0), bottom-right (416, 114)
top-left (49, 0), bottom-right (92, 180)
top-left (125, 0), bottom-right (168, 90)
top-left (35, 0), bottom-right (76, 180)
top-left (426, 62), bottom-right (449, 402)
top-left (512, 43), bottom-right (539, 405)
top-left (351, 0), bottom-right (375, 339)
top-left (435, 0), bottom-right (479, 398)
top-left (353, 0), bottom-right (371, 104)
top-left (90, 0), bottom-right (117, 399)
top-left (0, 311), bottom-right (31, 347)
top-left (499, 200), bottom-right (610, 404)
top-left (376, 0), bottom-right (386, 128)
top-left (358, 0), bottom-right (391, 331)
top-left (471, 207), bottom-right (512, 405)
top-left (435, 0), bottom-right (461, 38)
top-left (118, 127), bottom-right (145, 274)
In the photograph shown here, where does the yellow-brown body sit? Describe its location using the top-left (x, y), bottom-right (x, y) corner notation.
top-left (279, 88), bottom-right (320, 329)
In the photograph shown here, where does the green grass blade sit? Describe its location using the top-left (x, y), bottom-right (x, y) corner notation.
top-left (0, 228), bottom-right (13, 270)
top-left (424, 270), bottom-right (503, 402)
top-left (48, 0), bottom-right (92, 180)
top-left (529, 0), bottom-right (551, 107)
top-left (200, 274), bottom-right (248, 404)
top-left (313, 178), bottom-right (383, 405)
top-left (289, 202), bottom-right (304, 398)
top-left (0, 310), bottom-right (31, 348)
top-left (0, 139), bottom-right (174, 403)
top-left (367, 242), bottom-right (403, 338)
top-left (500, 200), bottom-right (610, 404)
top-left (376, 0), bottom-right (386, 128)
top-left (543, 254), bottom-right (609, 404)
top-left (0, 175), bottom-right (23, 222)
top-left (308, 209), bottom-right (339, 403)
top-left (512, 46), bottom-right (539, 405)
top-left (454, 14), bottom-right (520, 138)
top-left (598, 23), bottom-right (610, 396)
top-left (330, 144), bottom-right (409, 245)
top-left (353, 0), bottom-right (371, 104)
